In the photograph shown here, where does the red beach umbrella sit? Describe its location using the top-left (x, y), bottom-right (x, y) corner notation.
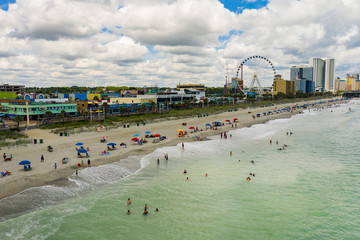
top-left (154, 134), bottom-right (161, 137)
top-left (131, 137), bottom-right (139, 142)
top-left (225, 120), bottom-right (231, 122)
top-left (189, 127), bottom-right (195, 129)
top-left (233, 118), bottom-right (238, 121)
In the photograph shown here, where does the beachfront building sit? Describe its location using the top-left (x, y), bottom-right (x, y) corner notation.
top-left (311, 58), bottom-right (335, 92)
top-left (0, 102), bottom-right (77, 120)
top-left (272, 75), bottom-right (295, 95)
top-left (290, 65), bottom-right (315, 93)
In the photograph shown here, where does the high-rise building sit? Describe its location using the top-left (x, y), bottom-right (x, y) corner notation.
top-left (310, 58), bottom-right (335, 92)
top-left (311, 58), bottom-right (325, 91)
top-left (290, 65), bottom-right (314, 93)
top-left (325, 59), bottom-right (335, 91)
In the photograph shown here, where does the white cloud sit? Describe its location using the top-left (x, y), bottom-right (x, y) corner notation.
top-left (0, 0), bottom-right (359, 87)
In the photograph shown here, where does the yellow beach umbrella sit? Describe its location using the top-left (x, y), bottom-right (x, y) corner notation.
top-left (177, 129), bottom-right (183, 132)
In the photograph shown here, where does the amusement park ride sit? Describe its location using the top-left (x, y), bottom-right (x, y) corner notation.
top-left (224, 56), bottom-right (277, 96)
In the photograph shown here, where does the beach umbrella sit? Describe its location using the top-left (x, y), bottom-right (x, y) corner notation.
top-left (102, 136), bottom-right (108, 139)
top-left (145, 131), bottom-right (151, 134)
top-left (177, 129), bottom-right (183, 132)
top-left (78, 148), bottom-right (87, 153)
top-left (205, 123), bottom-right (211, 126)
top-left (75, 142), bottom-right (83, 146)
top-left (225, 120), bottom-right (231, 122)
top-left (133, 134), bottom-right (140, 137)
top-left (107, 143), bottom-right (117, 146)
top-left (233, 118), bottom-right (238, 121)
top-left (189, 127), bottom-right (195, 129)
top-left (154, 134), bottom-right (161, 137)
top-left (131, 137), bottom-right (139, 142)
top-left (19, 160), bottom-right (31, 165)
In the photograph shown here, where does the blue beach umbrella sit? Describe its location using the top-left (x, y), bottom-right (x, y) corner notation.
top-left (19, 160), bottom-right (31, 165)
top-left (205, 123), bottom-right (211, 126)
top-left (133, 134), bottom-right (140, 137)
top-left (75, 142), bottom-right (83, 146)
top-left (145, 131), bottom-right (151, 134)
top-left (78, 148), bottom-right (87, 153)
top-left (107, 143), bottom-right (117, 146)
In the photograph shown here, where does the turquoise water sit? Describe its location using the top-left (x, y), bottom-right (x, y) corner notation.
top-left (1, 101), bottom-right (359, 239)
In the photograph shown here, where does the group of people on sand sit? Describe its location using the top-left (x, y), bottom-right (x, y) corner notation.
top-left (126, 198), bottom-right (159, 215)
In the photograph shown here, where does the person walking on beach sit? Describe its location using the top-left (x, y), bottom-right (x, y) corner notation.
top-left (75, 170), bottom-right (78, 176)
top-left (41, 154), bottom-right (44, 162)
top-left (157, 158), bottom-right (160, 166)
top-left (182, 142), bottom-right (184, 149)
top-left (3, 153), bottom-right (6, 160)
top-left (54, 163), bottom-right (57, 170)
top-left (87, 159), bottom-right (91, 167)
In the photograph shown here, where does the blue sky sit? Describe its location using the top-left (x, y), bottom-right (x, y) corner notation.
top-left (0, 0), bottom-right (15, 11)
top-left (219, 0), bottom-right (269, 13)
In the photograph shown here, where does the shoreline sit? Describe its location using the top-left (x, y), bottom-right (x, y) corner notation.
top-left (0, 98), bottom-right (342, 200)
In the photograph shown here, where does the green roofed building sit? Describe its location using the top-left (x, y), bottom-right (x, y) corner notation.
top-left (0, 92), bottom-right (18, 99)
top-left (1, 102), bottom-right (77, 120)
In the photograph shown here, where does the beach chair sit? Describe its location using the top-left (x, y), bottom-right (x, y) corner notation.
top-left (48, 146), bottom-right (53, 152)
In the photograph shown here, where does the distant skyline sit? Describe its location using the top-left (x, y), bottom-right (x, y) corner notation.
top-left (0, 0), bottom-right (359, 87)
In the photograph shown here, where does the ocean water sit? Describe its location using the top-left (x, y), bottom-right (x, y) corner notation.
top-left (0, 100), bottom-right (359, 240)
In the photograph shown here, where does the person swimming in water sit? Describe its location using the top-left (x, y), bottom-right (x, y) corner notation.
top-left (143, 210), bottom-right (148, 215)
top-left (251, 160), bottom-right (254, 163)
top-left (127, 210), bottom-right (131, 215)
top-left (186, 177), bottom-right (189, 180)
top-left (155, 208), bottom-right (159, 212)
top-left (246, 177), bottom-right (251, 181)
top-left (205, 173), bottom-right (208, 177)
top-left (144, 204), bottom-right (149, 211)
top-left (127, 198), bottom-right (131, 205)
top-left (184, 169), bottom-right (187, 174)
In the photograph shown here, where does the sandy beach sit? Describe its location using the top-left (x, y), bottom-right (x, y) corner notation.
top-left (0, 99), bottom-right (338, 200)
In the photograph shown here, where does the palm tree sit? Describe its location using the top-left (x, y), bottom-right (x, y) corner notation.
top-left (14, 115), bottom-right (23, 129)
top-left (45, 111), bottom-right (54, 121)
top-left (119, 106), bottom-right (125, 116)
top-left (126, 106), bottom-right (131, 116)
top-left (150, 101), bottom-right (156, 112)
top-left (102, 102), bottom-right (109, 121)
top-left (61, 109), bottom-right (67, 123)
top-left (203, 98), bottom-right (209, 107)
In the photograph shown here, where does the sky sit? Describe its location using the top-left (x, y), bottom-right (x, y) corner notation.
top-left (0, 0), bottom-right (359, 88)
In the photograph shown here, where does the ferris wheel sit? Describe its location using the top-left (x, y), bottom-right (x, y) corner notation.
top-left (236, 56), bottom-right (276, 95)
